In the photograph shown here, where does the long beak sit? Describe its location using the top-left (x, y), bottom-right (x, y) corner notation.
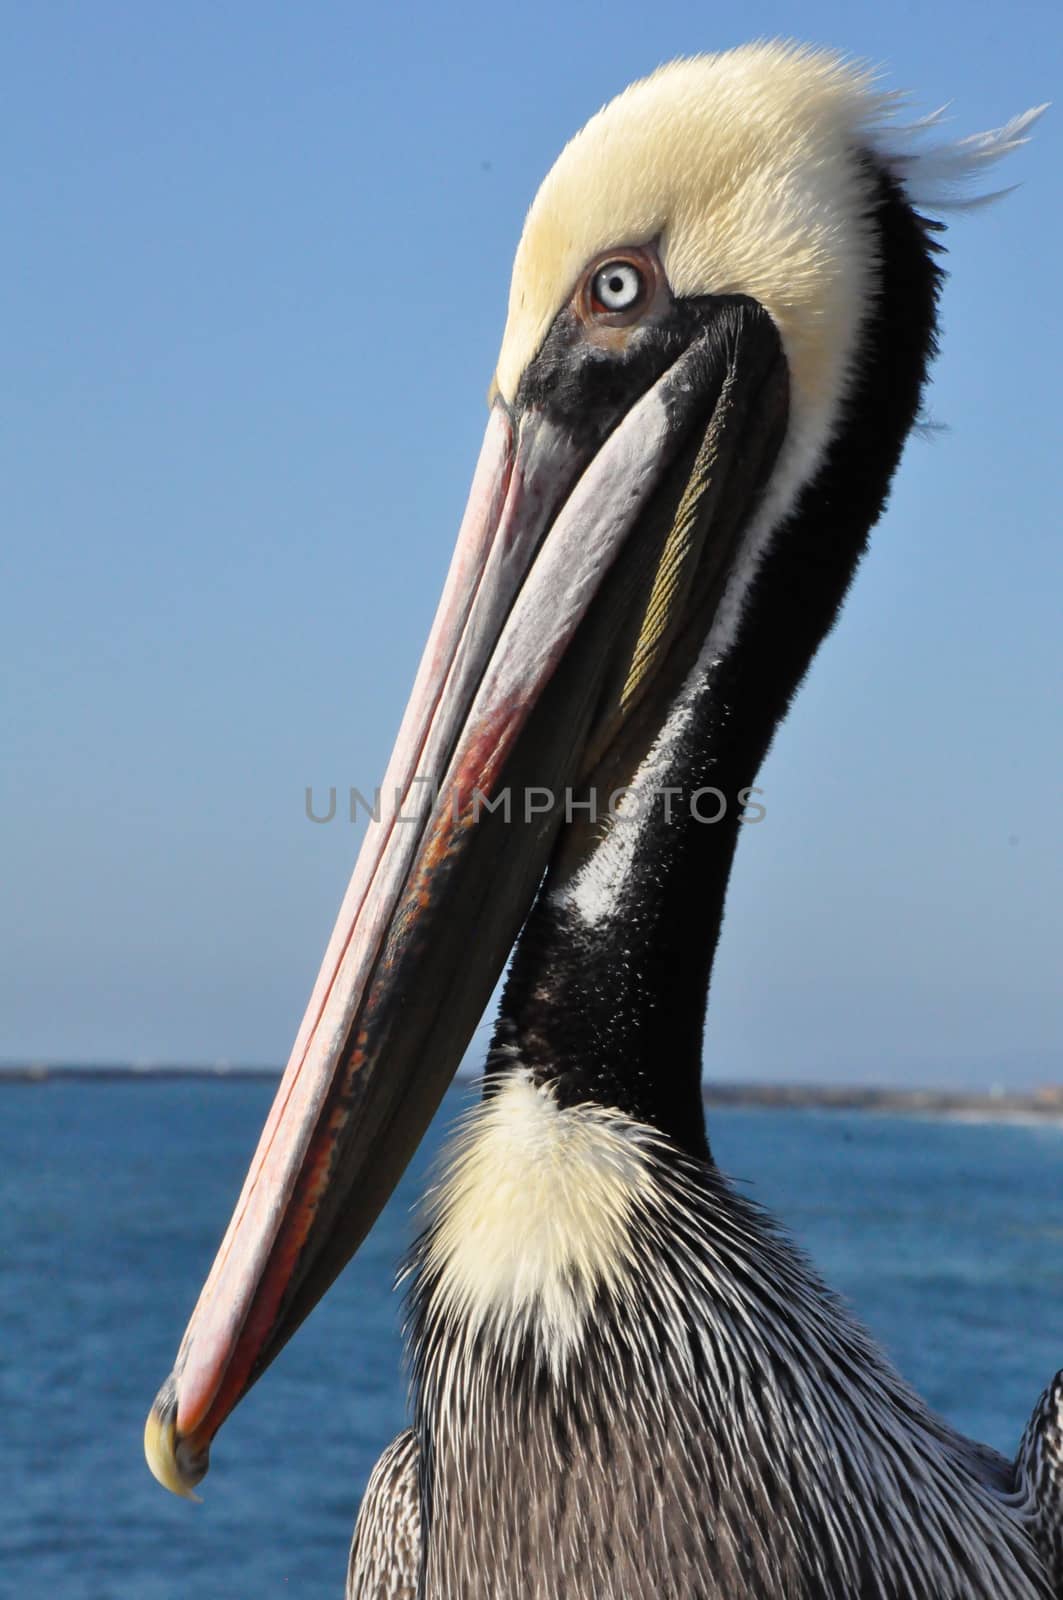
top-left (145, 300), bottom-right (787, 1496)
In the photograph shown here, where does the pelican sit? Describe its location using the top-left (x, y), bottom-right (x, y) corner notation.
top-left (145, 42), bottom-right (1059, 1599)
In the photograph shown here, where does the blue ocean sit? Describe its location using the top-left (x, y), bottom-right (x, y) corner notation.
top-left (3, 1078), bottom-right (1062, 1599)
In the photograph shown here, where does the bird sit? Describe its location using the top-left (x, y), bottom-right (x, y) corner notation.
top-left (144, 41), bottom-right (1059, 1600)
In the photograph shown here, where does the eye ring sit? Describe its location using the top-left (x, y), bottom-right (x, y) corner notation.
top-left (590, 260), bottom-right (646, 314)
top-left (576, 246), bottom-right (662, 327)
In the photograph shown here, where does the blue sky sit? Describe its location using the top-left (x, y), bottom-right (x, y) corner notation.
top-left (3, 1), bottom-right (1060, 1085)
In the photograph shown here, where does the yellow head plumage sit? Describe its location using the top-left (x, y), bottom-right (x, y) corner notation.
top-left (494, 41), bottom-right (1041, 521)
top-left (495, 44), bottom-right (885, 442)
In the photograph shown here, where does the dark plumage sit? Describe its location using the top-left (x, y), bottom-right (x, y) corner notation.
top-left (352, 1138), bottom-right (1060, 1596)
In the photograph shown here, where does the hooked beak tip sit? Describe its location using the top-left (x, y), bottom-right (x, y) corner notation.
top-left (144, 1379), bottom-right (209, 1501)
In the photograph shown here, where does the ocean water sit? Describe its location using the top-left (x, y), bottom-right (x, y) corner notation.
top-left (2, 1078), bottom-right (1062, 1600)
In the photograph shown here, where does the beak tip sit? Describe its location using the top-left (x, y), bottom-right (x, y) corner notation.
top-left (144, 1376), bottom-right (209, 1502)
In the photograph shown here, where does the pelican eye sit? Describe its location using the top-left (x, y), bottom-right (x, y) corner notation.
top-left (590, 260), bottom-right (646, 314)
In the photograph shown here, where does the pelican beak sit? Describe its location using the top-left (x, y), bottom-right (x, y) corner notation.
top-left (145, 297), bottom-right (787, 1496)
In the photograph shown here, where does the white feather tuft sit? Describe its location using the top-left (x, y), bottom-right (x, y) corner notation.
top-left (417, 1072), bottom-right (660, 1371)
top-left (876, 102), bottom-right (1048, 212)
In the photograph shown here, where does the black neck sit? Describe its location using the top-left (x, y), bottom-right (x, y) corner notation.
top-left (488, 163), bottom-right (943, 1160)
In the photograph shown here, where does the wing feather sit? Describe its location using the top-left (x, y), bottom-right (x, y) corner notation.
top-left (347, 1429), bottom-right (421, 1599)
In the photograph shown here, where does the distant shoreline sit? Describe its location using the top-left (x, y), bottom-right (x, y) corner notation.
top-left (701, 1082), bottom-right (1063, 1124)
top-left (0, 1063), bottom-right (282, 1082)
top-left (2, 1063), bottom-right (1061, 1122)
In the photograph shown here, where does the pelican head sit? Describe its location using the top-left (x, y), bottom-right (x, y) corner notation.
top-left (145, 42), bottom-right (1038, 1497)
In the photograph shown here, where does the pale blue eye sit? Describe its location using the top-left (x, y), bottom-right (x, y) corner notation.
top-left (592, 261), bottom-right (644, 311)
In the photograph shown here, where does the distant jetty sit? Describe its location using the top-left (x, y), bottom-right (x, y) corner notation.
top-left (703, 1082), bottom-right (1063, 1122)
top-left (0, 1062), bottom-right (280, 1082)
top-left (2, 1063), bottom-right (1062, 1121)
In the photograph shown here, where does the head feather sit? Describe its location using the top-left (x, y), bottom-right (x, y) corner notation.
top-left (495, 41), bottom-right (1042, 462)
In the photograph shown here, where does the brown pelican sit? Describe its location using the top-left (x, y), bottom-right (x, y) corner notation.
top-left (144, 42), bottom-right (1059, 1599)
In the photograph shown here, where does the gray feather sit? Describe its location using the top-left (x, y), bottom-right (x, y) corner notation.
top-left (348, 1429), bottom-right (420, 1598)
